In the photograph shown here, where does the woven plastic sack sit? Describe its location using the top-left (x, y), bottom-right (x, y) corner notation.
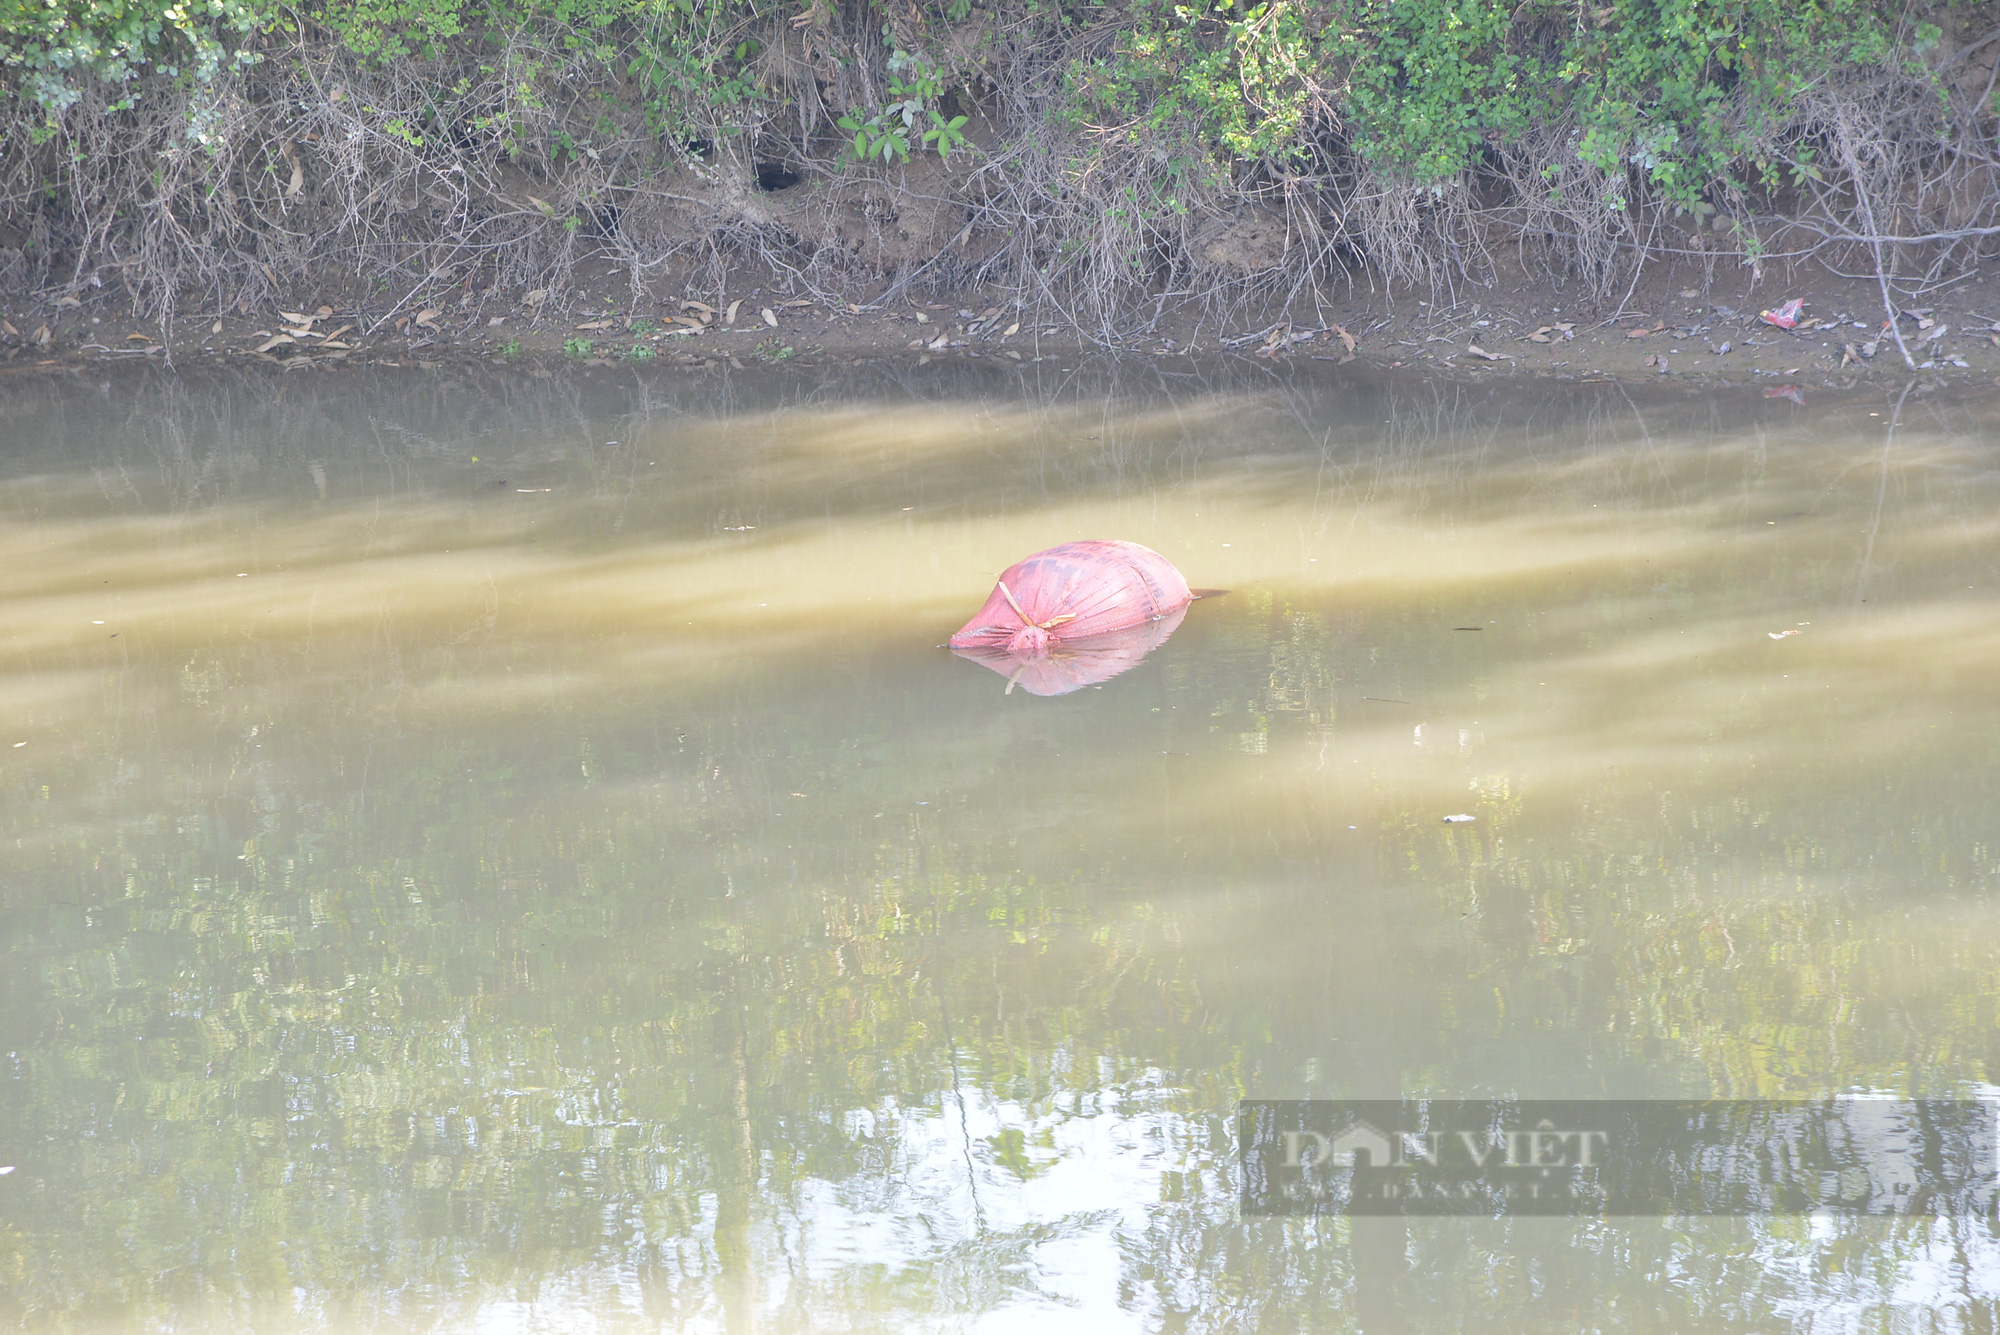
top-left (948, 540), bottom-right (1193, 659)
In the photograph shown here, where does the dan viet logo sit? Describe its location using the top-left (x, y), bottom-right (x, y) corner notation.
top-left (1240, 1100), bottom-right (2000, 1217)
top-left (1282, 1116), bottom-right (1611, 1171)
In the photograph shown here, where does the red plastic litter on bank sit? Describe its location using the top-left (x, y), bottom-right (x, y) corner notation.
top-left (948, 540), bottom-right (1196, 692)
top-left (1759, 298), bottom-right (1805, 329)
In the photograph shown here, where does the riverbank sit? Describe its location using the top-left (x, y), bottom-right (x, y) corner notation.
top-left (8, 254), bottom-right (2000, 392)
top-left (9, 0), bottom-right (2000, 382)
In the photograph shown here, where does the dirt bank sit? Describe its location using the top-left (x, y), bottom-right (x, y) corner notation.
top-left (7, 252), bottom-right (2000, 391)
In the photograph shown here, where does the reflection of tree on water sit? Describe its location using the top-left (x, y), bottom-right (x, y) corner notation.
top-left (715, 1004), bottom-right (760, 1335)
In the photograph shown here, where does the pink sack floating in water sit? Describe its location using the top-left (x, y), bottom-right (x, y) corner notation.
top-left (949, 540), bottom-right (1194, 657)
top-left (948, 540), bottom-right (1197, 695)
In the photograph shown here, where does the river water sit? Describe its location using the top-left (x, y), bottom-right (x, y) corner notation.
top-left (3, 360), bottom-right (1998, 1331)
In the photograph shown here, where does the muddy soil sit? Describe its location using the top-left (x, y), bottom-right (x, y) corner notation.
top-left (5, 250), bottom-right (1999, 390)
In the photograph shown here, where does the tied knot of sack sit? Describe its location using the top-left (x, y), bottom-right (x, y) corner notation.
top-left (1003, 623), bottom-right (1050, 657)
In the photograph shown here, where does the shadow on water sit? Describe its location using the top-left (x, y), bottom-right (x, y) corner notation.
top-left (3, 362), bottom-right (2000, 1331)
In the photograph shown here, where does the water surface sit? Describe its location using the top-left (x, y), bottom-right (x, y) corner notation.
top-left (4, 362), bottom-right (1999, 1331)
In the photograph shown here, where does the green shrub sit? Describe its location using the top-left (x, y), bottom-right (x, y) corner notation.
top-left (838, 40), bottom-right (969, 163)
top-left (1, 0), bottom-right (274, 118)
top-left (1059, 0), bottom-right (1911, 211)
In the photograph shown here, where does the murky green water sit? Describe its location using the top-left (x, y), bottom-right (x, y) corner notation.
top-left (4, 361), bottom-right (2000, 1331)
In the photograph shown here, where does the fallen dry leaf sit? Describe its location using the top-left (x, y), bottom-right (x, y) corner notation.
top-left (670, 316), bottom-right (706, 331)
top-left (914, 311), bottom-right (929, 324)
top-left (1465, 344), bottom-right (1515, 361)
top-left (33, 325), bottom-right (50, 346)
top-left (725, 299), bottom-right (742, 326)
top-left (124, 332), bottom-right (151, 342)
top-left (1840, 343), bottom-right (1859, 367)
top-left (927, 333), bottom-right (948, 350)
top-left (321, 324), bottom-right (353, 341)
top-left (1332, 324), bottom-right (1356, 353)
top-left (1626, 327), bottom-right (1651, 340)
top-left (55, 296), bottom-right (80, 308)
top-left (413, 309), bottom-right (440, 327)
top-left (575, 319), bottom-right (617, 330)
top-left (682, 300), bottom-right (715, 315)
top-left (523, 289), bottom-right (549, 307)
top-left (761, 307), bottom-right (778, 327)
top-left (279, 310), bottom-right (310, 325)
top-left (255, 333), bottom-right (296, 353)
top-left (1526, 331), bottom-right (1551, 343)
top-left (0, 320), bottom-right (16, 338)
top-left (210, 320), bottom-right (223, 334)
top-left (1002, 321), bottom-right (1020, 338)
top-left (316, 305), bottom-right (333, 319)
